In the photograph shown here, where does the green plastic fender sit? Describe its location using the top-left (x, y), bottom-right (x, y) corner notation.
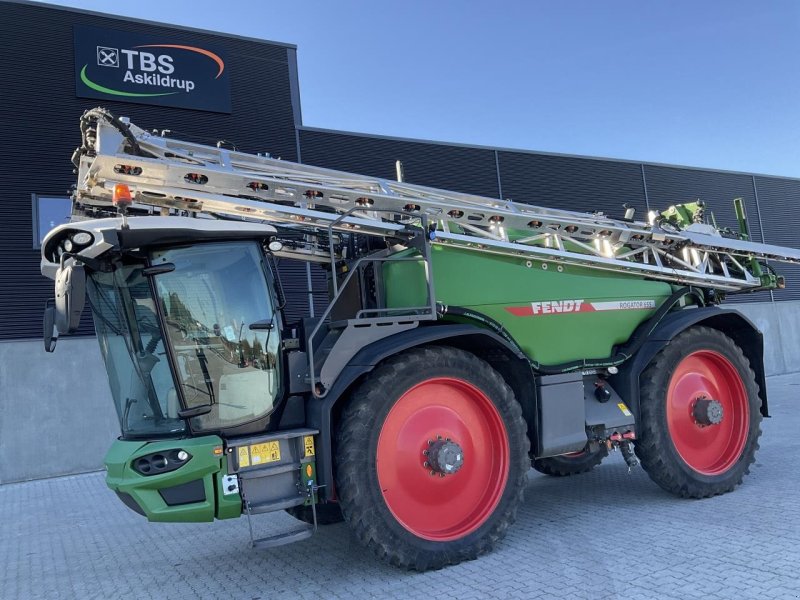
top-left (104, 435), bottom-right (242, 523)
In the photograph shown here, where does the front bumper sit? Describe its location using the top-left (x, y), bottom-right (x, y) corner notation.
top-left (104, 435), bottom-right (242, 522)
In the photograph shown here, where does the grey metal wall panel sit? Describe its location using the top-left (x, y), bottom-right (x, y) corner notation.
top-left (752, 176), bottom-right (800, 301)
top-left (0, 1), bottom-right (299, 340)
top-left (299, 129), bottom-right (501, 198)
top-left (496, 152), bottom-right (648, 216)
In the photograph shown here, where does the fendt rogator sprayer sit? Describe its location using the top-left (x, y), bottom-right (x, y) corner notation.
top-left (41, 108), bottom-right (800, 570)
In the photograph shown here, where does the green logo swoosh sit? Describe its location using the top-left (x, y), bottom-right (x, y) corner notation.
top-left (80, 65), bottom-right (178, 97)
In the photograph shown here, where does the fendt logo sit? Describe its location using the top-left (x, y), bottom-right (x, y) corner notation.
top-left (506, 299), bottom-right (656, 317)
top-left (74, 26), bottom-right (231, 113)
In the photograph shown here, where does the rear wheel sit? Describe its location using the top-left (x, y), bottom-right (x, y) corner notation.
top-left (636, 326), bottom-right (761, 498)
top-left (335, 346), bottom-right (529, 571)
top-left (532, 445), bottom-right (608, 477)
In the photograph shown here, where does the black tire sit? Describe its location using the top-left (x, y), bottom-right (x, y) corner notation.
top-left (285, 503), bottom-right (344, 525)
top-left (635, 326), bottom-right (762, 499)
top-left (335, 346), bottom-right (530, 571)
top-left (532, 445), bottom-right (608, 477)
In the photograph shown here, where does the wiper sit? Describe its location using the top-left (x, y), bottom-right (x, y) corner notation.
top-left (123, 397), bottom-right (137, 431)
top-left (249, 318), bottom-right (274, 330)
top-left (194, 341), bottom-right (217, 405)
top-left (86, 285), bottom-right (125, 336)
top-left (178, 405), bottom-right (212, 419)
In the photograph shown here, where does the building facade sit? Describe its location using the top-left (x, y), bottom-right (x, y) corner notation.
top-left (1, 0), bottom-right (797, 482)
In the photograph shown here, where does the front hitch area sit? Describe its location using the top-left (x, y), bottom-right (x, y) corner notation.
top-left (104, 435), bottom-right (241, 523)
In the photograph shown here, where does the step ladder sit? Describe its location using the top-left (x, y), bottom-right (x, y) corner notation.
top-left (226, 428), bottom-right (321, 549)
top-left (72, 107), bottom-right (800, 293)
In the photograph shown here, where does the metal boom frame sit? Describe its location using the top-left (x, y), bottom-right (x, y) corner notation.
top-left (74, 109), bottom-right (800, 293)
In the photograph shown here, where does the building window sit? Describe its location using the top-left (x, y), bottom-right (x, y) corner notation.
top-left (32, 195), bottom-right (72, 249)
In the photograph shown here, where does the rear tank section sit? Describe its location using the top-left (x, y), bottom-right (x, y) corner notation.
top-left (383, 245), bottom-right (675, 365)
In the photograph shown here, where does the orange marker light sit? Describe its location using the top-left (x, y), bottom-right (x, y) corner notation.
top-left (306, 464), bottom-right (313, 477)
top-left (112, 183), bottom-right (133, 207)
top-left (213, 446), bottom-right (223, 456)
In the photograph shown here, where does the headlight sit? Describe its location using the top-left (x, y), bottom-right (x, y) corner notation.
top-left (132, 449), bottom-right (192, 476)
top-left (72, 232), bottom-right (93, 246)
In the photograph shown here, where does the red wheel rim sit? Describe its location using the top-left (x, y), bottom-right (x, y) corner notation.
top-left (666, 350), bottom-right (749, 476)
top-left (376, 377), bottom-right (509, 541)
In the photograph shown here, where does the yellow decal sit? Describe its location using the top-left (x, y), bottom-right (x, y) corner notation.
top-left (250, 441), bottom-right (281, 465)
top-left (618, 402), bottom-right (633, 417)
top-left (304, 435), bottom-right (316, 457)
top-left (237, 446), bottom-right (250, 468)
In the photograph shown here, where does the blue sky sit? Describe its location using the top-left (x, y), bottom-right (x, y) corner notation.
top-left (50, 0), bottom-right (800, 176)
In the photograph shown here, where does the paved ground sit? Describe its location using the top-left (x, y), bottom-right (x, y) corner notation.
top-left (2, 374), bottom-right (799, 600)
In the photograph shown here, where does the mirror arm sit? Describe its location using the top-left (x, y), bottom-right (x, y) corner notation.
top-left (43, 298), bottom-right (58, 353)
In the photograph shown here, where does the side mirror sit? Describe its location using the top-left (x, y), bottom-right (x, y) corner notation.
top-left (43, 299), bottom-right (58, 353)
top-left (55, 260), bottom-right (86, 334)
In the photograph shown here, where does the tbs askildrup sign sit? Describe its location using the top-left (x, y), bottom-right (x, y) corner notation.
top-left (74, 25), bottom-right (231, 113)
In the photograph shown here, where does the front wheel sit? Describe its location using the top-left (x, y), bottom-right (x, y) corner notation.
top-left (335, 346), bottom-right (530, 570)
top-left (636, 326), bottom-right (762, 498)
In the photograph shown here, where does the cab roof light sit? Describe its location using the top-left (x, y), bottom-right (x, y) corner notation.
top-left (113, 183), bottom-right (133, 207)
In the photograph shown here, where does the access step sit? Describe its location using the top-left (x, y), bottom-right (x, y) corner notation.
top-left (247, 496), bottom-right (305, 515)
top-left (244, 486), bottom-right (323, 550)
top-left (250, 525), bottom-right (314, 549)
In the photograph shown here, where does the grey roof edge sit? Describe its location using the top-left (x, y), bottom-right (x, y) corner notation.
top-left (5, 0), bottom-right (297, 49)
top-left (298, 124), bottom-right (800, 184)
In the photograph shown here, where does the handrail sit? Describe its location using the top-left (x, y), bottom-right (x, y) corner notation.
top-left (308, 218), bottom-right (436, 398)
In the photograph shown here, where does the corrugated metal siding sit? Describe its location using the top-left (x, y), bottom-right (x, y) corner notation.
top-left (497, 152), bottom-right (648, 215)
top-left (752, 176), bottom-right (800, 301)
top-left (642, 165), bottom-right (770, 304)
top-left (0, 2), bottom-right (299, 339)
top-left (274, 259), bottom-right (329, 324)
top-left (299, 129), bottom-right (500, 198)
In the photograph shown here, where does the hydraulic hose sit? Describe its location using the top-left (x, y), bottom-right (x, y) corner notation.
top-left (72, 107), bottom-right (143, 167)
top-left (436, 286), bottom-right (705, 375)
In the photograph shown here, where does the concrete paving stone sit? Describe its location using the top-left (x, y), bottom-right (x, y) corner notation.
top-left (1, 373), bottom-right (799, 599)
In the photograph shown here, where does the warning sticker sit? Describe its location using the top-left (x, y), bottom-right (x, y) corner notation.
top-left (618, 402), bottom-right (633, 417)
top-left (250, 441), bottom-right (281, 465)
top-left (238, 446), bottom-right (250, 468)
top-left (304, 435), bottom-right (315, 457)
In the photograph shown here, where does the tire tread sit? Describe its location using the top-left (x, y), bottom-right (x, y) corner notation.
top-left (635, 326), bottom-right (762, 499)
top-left (335, 346), bottom-right (530, 570)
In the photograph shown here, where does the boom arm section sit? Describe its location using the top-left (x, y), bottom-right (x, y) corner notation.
top-left (72, 107), bottom-right (800, 292)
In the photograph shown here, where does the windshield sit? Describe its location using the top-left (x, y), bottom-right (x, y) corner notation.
top-left (88, 265), bottom-right (186, 438)
top-left (151, 242), bottom-right (281, 433)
